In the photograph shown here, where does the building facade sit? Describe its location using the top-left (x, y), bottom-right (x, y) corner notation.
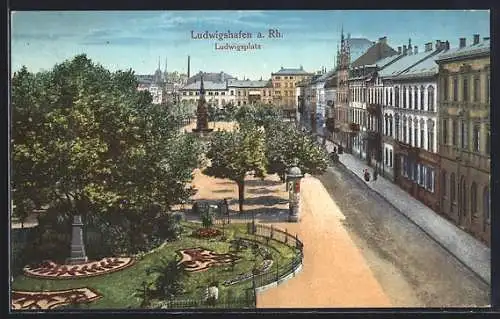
top-left (333, 30), bottom-right (353, 151)
top-left (227, 79), bottom-right (273, 106)
top-left (388, 41), bottom-right (448, 213)
top-left (379, 40), bottom-right (448, 186)
top-left (435, 35), bottom-right (490, 245)
top-left (179, 72), bottom-right (229, 107)
top-left (271, 67), bottom-right (313, 110)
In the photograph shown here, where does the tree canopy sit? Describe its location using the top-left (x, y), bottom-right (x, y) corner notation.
top-left (234, 104), bottom-right (329, 182)
top-left (11, 54), bottom-right (203, 222)
top-left (203, 124), bottom-right (267, 213)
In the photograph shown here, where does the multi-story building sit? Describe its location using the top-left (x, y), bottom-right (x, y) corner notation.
top-left (271, 67), bottom-right (313, 111)
top-left (435, 35), bottom-right (490, 245)
top-left (379, 40), bottom-right (448, 186)
top-left (179, 72), bottom-right (229, 107)
top-left (303, 74), bottom-right (323, 133)
top-left (333, 30), bottom-right (352, 151)
top-left (343, 36), bottom-right (398, 156)
top-left (308, 68), bottom-right (333, 133)
top-left (227, 79), bottom-right (273, 106)
top-left (384, 40), bottom-right (449, 212)
top-left (296, 78), bottom-right (311, 130)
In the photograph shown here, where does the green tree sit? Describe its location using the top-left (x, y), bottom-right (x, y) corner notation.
top-left (11, 54), bottom-right (203, 228)
top-left (147, 258), bottom-right (186, 300)
top-left (234, 104), bottom-right (328, 182)
top-left (265, 121), bottom-right (329, 181)
top-left (203, 125), bottom-right (267, 213)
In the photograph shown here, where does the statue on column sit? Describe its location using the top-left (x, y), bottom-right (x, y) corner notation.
top-left (192, 73), bottom-right (214, 134)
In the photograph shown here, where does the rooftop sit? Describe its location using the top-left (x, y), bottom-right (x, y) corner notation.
top-left (227, 79), bottom-right (270, 88)
top-left (186, 71), bottom-right (236, 84)
top-left (375, 54), bottom-right (403, 69)
top-left (351, 40), bottom-right (398, 68)
top-left (180, 80), bottom-right (227, 91)
top-left (436, 39), bottom-right (490, 62)
top-left (272, 67), bottom-right (313, 75)
top-left (324, 74), bottom-right (338, 89)
top-left (394, 50), bottom-right (449, 80)
top-left (311, 69), bottom-right (336, 84)
top-left (378, 49), bottom-right (439, 78)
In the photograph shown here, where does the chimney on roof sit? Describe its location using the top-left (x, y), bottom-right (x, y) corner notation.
top-left (425, 42), bottom-right (433, 52)
top-left (398, 46), bottom-right (402, 55)
top-left (435, 40), bottom-right (441, 50)
top-left (220, 71), bottom-right (225, 82)
top-left (408, 45), bottom-right (413, 55)
top-left (187, 55), bottom-right (190, 78)
top-left (483, 37), bottom-right (490, 41)
top-left (300, 65), bottom-right (303, 70)
top-left (281, 66), bottom-right (284, 70)
top-left (473, 34), bottom-right (480, 45)
top-left (403, 45), bottom-right (407, 55)
top-left (459, 37), bottom-right (466, 48)
top-left (414, 46), bottom-right (418, 54)
top-left (378, 36), bottom-right (387, 44)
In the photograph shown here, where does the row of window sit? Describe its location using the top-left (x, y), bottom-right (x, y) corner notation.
top-left (350, 85), bottom-right (436, 112)
top-left (274, 76), bottom-right (297, 80)
top-left (387, 114), bottom-right (436, 152)
top-left (441, 171), bottom-right (490, 231)
top-left (400, 155), bottom-right (436, 192)
top-left (442, 74), bottom-right (490, 103)
top-left (442, 119), bottom-right (490, 154)
top-left (182, 90), bottom-right (274, 97)
top-left (393, 86), bottom-right (435, 111)
top-left (274, 82), bottom-right (296, 88)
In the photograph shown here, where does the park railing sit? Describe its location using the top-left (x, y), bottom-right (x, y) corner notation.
top-left (246, 223), bottom-right (304, 291)
top-left (159, 288), bottom-right (255, 309)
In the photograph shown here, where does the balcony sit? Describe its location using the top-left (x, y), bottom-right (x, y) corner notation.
top-left (366, 131), bottom-right (380, 141)
top-left (397, 140), bottom-right (420, 157)
top-left (367, 103), bottom-right (382, 115)
top-left (349, 123), bottom-right (360, 132)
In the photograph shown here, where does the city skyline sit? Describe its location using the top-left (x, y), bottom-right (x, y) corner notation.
top-left (11, 10), bottom-right (490, 80)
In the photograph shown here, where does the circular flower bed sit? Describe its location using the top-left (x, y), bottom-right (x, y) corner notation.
top-left (23, 257), bottom-right (135, 279)
top-left (192, 228), bottom-right (221, 238)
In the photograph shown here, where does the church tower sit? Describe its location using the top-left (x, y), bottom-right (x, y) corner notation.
top-left (334, 26), bottom-right (351, 151)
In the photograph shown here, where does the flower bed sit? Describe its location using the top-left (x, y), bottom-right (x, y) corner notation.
top-left (177, 247), bottom-right (240, 273)
top-left (192, 228), bottom-right (221, 238)
top-left (11, 287), bottom-right (102, 310)
top-left (23, 257), bottom-right (135, 279)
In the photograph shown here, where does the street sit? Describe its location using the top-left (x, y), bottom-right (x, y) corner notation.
top-left (317, 164), bottom-right (490, 307)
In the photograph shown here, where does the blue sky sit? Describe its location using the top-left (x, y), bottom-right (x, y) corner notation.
top-left (11, 10), bottom-right (490, 80)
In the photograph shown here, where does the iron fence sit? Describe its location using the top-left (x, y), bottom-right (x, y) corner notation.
top-left (161, 288), bottom-right (255, 309)
top-left (246, 223), bottom-right (304, 289)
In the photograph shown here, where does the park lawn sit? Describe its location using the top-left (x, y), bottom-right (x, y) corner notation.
top-left (12, 221), bottom-right (299, 309)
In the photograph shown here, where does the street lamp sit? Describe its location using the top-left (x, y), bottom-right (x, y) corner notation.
top-left (286, 162), bottom-right (304, 222)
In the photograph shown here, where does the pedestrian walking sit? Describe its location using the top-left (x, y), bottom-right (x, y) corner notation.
top-left (373, 169), bottom-right (378, 181)
top-left (364, 169), bottom-right (371, 182)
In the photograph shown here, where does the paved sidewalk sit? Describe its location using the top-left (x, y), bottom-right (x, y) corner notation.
top-left (325, 143), bottom-right (490, 285)
top-left (256, 176), bottom-right (391, 308)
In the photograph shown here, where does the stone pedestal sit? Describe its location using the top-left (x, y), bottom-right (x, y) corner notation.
top-left (66, 215), bottom-right (88, 265)
top-left (192, 102), bottom-right (213, 134)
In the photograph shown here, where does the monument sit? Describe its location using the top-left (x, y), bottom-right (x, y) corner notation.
top-left (66, 215), bottom-right (88, 265)
top-left (192, 73), bottom-right (214, 134)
